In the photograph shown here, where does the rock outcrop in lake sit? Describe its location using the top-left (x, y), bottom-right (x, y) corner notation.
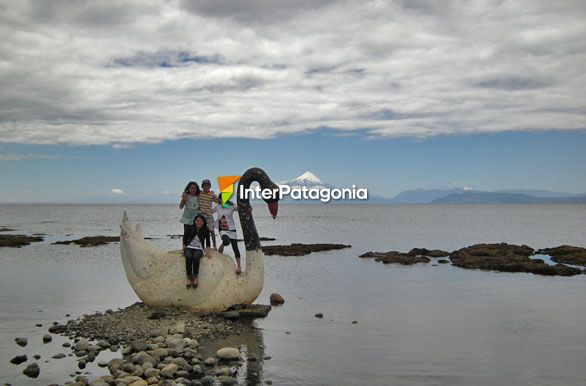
top-left (359, 251), bottom-right (431, 265)
top-left (52, 236), bottom-right (119, 247)
top-left (0, 234), bottom-right (43, 248)
top-left (408, 248), bottom-right (450, 257)
top-left (536, 245), bottom-right (586, 266)
top-left (262, 243), bottom-right (351, 256)
top-left (450, 243), bottom-right (582, 276)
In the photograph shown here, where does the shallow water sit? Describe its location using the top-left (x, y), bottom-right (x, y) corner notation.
top-left (1, 204), bottom-right (585, 385)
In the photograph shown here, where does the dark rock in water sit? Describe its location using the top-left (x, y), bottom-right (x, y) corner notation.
top-left (49, 324), bottom-right (67, 333)
top-left (10, 355), bottom-right (27, 365)
top-left (33, 354), bottom-right (41, 360)
top-left (15, 337), bottom-right (28, 347)
top-left (536, 245), bottom-right (586, 266)
top-left (23, 363), bottom-right (40, 378)
top-left (437, 259), bottom-right (450, 264)
top-left (42, 334), bottom-right (52, 343)
top-left (52, 353), bottom-right (66, 359)
top-left (1, 234), bottom-right (43, 248)
top-left (52, 236), bottom-right (119, 247)
top-left (0, 227), bottom-right (16, 232)
top-left (35, 323), bottom-right (42, 327)
top-left (450, 243), bottom-right (582, 276)
top-left (263, 243), bottom-right (351, 256)
top-left (269, 293), bottom-right (285, 305)
top-left (315, 313), bottom-right (324, 318)
top-left (359, 251), bottom-right (431, 265)
top-left (408, 248), bottom-right (450, 257)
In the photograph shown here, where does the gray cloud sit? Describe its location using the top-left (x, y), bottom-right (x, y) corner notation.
top-left (0, 0), bottom-right (585, 146)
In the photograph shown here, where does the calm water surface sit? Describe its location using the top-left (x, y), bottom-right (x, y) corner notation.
top-left (1, 204), bottom-right (585, 385)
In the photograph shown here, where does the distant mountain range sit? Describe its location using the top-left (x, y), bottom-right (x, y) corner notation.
top-left (389, 187), bottom-right (586, 204)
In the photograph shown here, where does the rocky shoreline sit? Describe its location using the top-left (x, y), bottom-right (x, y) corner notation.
top-left (11, 302), bottom-right (272, 386)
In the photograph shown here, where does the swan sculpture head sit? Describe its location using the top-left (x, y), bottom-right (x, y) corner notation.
top-left (120, 167), bottom-right (279, 312)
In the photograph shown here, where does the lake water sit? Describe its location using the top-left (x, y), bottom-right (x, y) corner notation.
top-left (1, 204), bottom-right (585, 385)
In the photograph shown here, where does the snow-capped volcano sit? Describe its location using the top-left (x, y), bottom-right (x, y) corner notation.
top-left (280, 171), bottom-right (336, 190)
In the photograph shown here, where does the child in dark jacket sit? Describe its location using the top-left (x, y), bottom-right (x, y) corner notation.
top-left (182, 214), bottom-right (212, 289)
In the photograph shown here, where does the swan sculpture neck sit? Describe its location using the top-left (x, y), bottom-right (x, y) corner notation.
top-left (237, 167), bottom-right (279, 251)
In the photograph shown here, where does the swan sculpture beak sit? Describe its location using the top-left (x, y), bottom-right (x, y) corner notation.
top-left (268, 202), bottom-right (278, 219)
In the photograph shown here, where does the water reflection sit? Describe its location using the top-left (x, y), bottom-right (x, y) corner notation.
top-left (199, 320), bottom-right (266, 385)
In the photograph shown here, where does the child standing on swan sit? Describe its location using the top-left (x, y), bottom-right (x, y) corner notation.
top-left (213, 197), bottom-right (242, 274)
top-left (198, 179), bottom-right (218, 249)
top-left (179, 181), bottom-right (200, 238)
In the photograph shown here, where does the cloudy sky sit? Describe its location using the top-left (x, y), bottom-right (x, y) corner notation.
top-left (1, 0), bottom-right (585, 202)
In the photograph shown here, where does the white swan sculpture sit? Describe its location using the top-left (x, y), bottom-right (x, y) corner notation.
top-left (120, 167), bottom-right (279, 312)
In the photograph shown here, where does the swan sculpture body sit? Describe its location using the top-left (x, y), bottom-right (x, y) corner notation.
top-left (120, 167), bottom-right (279, 312)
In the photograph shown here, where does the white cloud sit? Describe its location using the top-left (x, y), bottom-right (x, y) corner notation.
top-left (0, 0), bottom-right (584, 146)
top-left (110, 188), bottom-right (125, 195)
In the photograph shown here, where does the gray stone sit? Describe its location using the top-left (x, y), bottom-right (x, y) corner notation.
top-left (165, 334), bottom-right (186, 349)
top-left (216, 347), bottom-right (240, 360)
top-left (97, 361), bottom-right (108, 367)
top-left (204, 357), bottom-right (216, 366)
top-left (149, 327), bottom-right (168, 338)
top-left (171, 357), bottom-right (188, 367)
top-left (170, 322), bottom-right (185, 335)
top-left (15, 337), bottom-right (28, 347)
top-left (130, 339), bottom-right (148, 353)
top-left (22, 362), bottom-right (40, 378)
top-left (96, 340), bottom-right (110, 349)
top-left (201, 376), bottom-right (216, 386)
top-left (143, 367), bottom-right (160, 378)
top-left (132, 365), bottom-right (144, 377)
top-left (52, 353), bottom-right (66, 359)
top-left (217, 376), bottom-right (238, 385)
top-left (129, 380), bottom-right (148, 386)
top-left (42, 334), bottom-right (52, 343)
top-left (192, 364), bottom-right (203, 374)
top-left (160, 363), bottom-right (179, 378)
top-left (134, 351), bottom-right (156, 365)
top-left (74, 339), bottom-right (90, 351)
